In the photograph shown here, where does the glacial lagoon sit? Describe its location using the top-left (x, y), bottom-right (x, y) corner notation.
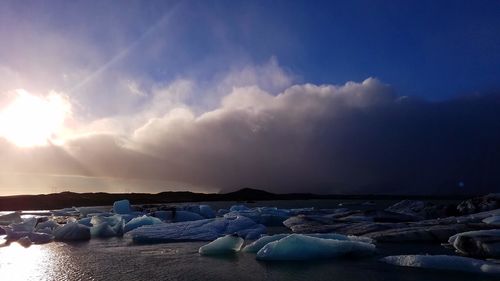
top-left (1, 199), bottom-right (499, 281)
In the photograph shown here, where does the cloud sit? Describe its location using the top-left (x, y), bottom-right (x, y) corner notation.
top-left (2, 70), bottom-right (499, 195)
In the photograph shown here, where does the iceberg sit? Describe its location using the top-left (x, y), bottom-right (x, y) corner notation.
top-left (129, 215), bottom-right (266, 243)
top-left (54, 222), bottom-right (91, 241)
top-left (381, 255), bottom-right (500, 275)
top-left (124, 215), bottom-right (163, 233)
top-left (113, 199), bottom-right (132, 214)
top-left (199, 234), bottom-right (244, 255)
top-left (256, 234), bottom-right (376, 261)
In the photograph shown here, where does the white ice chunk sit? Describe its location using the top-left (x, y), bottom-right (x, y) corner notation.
top-left (256, 234), bottom-right (376, 261)
top-left (54, 222), bottom-right (91, 241)
top-left (199, 234), bottom-right (244, 255)
top-left (124, 215), bottom-right (162, 233)
top-left (381, 255), bottom-right (500, 275)
top-left (113, 199), bottom-right (131, 214)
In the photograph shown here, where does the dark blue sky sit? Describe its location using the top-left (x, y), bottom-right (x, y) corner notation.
top-left (1, 0), bottom-right (499, 101)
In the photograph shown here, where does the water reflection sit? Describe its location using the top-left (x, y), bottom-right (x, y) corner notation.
top-left (0, 241), bottom-right (49, 281)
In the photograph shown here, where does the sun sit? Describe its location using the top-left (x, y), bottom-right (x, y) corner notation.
top-left (0, 89), bottom-right (71, 147)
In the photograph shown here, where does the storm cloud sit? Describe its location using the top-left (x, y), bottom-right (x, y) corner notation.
top-left (2, 77), bottom-right (499, 195)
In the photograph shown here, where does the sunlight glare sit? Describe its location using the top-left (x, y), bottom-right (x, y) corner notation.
top-left (0, 89), bottom-right (71, 147)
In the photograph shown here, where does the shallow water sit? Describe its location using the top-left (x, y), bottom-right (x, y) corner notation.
top-left (0, 199), bottom-right (496, 281)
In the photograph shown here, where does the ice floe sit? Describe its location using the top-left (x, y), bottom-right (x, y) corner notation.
top-left (128, 216), bottom-right (266, 243)
top-left (255, 234), bottom-right (376, 261)
top-left (199, 234), bottom-right (244, 255)
top-left (54, 222), bottom-right (91, 241)
top-left (124, 215), bottom-right (163, 233)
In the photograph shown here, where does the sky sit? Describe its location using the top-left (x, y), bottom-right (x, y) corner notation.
top-left (0, 0), bottom-right (499, 195)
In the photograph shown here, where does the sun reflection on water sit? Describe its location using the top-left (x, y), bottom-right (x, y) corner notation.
top-left (0, 241), bottom-right (49, 281)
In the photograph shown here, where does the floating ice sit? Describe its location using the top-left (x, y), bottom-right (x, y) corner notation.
top-left (10, 217), bottom-right (37, 232)
top-left (244, 232), bottom-right (373, 253)
top-left (448, 229), bottom-right (500, 258)
top-left (90, 215), bottom-right (124, 238)
top-left (483, 216), bottom-right (500, 226)
top-left (51, 207), bottom-right (79, 216)
top-left (0, 212), bottom-right (22, 225)
top-left (199, 205), bottom-right (216, 219)
top-left (124, 215), bottom-right (163, 233)
top-left (153, 211), bottom-right (205, 222)
top-left (256, 234), bottom-right (376, 261)
top-left (129, 215), bottom-right (266, 243)
top-left (28, 232), bottom-right (54, 244)
top-left (199, 234), bottom-right (244, 255)
top-left (78, 217), bottom-right (93, 227)
top-left (381, 255), bottom-right (500, 275)
top-left (35, 220), bottom-right (60, 233)
top-left (54, 222), bottom-right (91, 241)
top-left (77, 207), bottom-right (105, 217)
top-left (113, 199), bottom-right (132, 214)
top-left (230, 205), bottom-right (250, 212)
top-left (224, 207), bottom-right (291, 226)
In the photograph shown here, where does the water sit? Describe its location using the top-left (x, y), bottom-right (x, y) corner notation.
top-left (0, 200), bottom-right (497, 281)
